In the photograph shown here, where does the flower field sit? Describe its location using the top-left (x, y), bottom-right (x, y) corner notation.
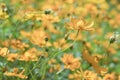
top-left (0, 0), bottom-right (120, 80)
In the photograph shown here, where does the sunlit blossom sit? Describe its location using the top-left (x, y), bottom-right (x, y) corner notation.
top-left (61, 54), bottom-right (80, 71)
top-left (4, 68), bottom-right (27, 79)
top-left (67, 18), bottom-right (94, 31)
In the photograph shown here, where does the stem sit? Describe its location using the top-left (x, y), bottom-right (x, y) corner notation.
top-left (56, 67), bottom-right (64, 74)
top-left (27, 56), bottom-right (41, 76)
top-left (28, 30), bottom-right (80, 79)
top-left (104, 43), bottom-right (111, 58)
top-left (80, 66), bottom-right (84, 80)
top-left (29, 69), bottom-right (36, 80)
top-left (103, 43), bottom-right (111, 65)
top-left (41, 61), bottom-right (47, 80)
top-left (49, 30), bottom-right (80, 59)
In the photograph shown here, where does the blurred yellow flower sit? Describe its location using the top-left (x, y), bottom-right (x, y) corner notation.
top-left (20, 30), bottom-right (51, 47)
top-left (103, 73), bottom-right (116, 80)
top-left (0, 47), bottom-right (9, 57)
top-left (4, 68), bottom-right (27, 79)
top-left (7, 53), bottom-right (18, 62)
top-left (67, 18), bottom-right (94, 31)
top-left (68, 70), bottom-right (102, 80)
top-left (83, 70), bottom-right (102, 80)
top-left (61, 54), bottom-right (80, 71)
top-left (82, 49), bottom-right (107, 74)
top-left (2, 39), bottom-right (29, 50)
top-left (53, 38), bottom-right (70, 49)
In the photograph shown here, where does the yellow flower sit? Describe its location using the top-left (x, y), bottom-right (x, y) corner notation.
top-left (0, 47), bottom-right (9, 57)
top-left (68, 73), bottom-right (81, 80)
top-left (19, 48), bottom-right (39, 61)
top-left (103, 73), bottom-right (116, 80)
top-left (82, 49), bottom-right (107, 74)
top-left (4, 68), bottom-right (27, 79)
top-left (83, 70), bottom-right (102, 80)
top-left (69, 32), bottom-right (83, 41)
top-left (67, 18), bottom-right (94, 31)
top-left (7, 53), bottom-right (18, 62)
top-left (20, 30), bottom-right (51, 47)
top-left (2, 39), bottom-right (29, 50)
top-left (53, 38), bottom-right (70, 49)
top-left (61, 54), bottom-right (80, 71)
top-left (48, 59), bottom-right (56, 64)
top-left (68, 70), bottom-right (102, 80)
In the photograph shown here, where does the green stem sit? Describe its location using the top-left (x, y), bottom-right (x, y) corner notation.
top-left (49, 30), bottom-right (80, 59)
top-left (80, 66), bottom-right (84, 80)
top-left (28, 30), bottom-right (80, 79)
top-left (105, 43), bottom-right (111, 58)
top-left (103, 43), bottom-right (111, 65)
top-left (29, 61), bottom-right (36, 80)
top-left (26, 56), bottom-right (41, 76)
top-left (41, 61), bottom-right (47, 80)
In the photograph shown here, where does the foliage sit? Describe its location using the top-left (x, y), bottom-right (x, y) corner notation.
top-left (0, 0), bottom-right (120, 80)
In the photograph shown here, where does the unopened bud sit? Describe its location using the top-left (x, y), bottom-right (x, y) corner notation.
top-left (45, 37), bottom-right (48, 42)
top-left (109, 32), bottom-right (119, 44)
top-left (44, 9), bottom-right (52, 15)
top-left (109, 37), bottom-right (116, 44)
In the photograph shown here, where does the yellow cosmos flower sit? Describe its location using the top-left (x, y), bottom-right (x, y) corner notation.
top-left (67, 18), bottom-right (94, 31)
top-left (0, 47), bottom-right (9, 57)
top-left (4, 68), bottom-right (27, 79)
top-left (61, 54), bottom-right (80, 71)
top-left (103, 73), bottom-right (116, 80)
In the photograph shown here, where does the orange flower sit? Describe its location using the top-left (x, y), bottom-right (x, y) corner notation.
top-left (53, 38), bottom-right (70, 49)
top-left (2, 39), bottom-right (29, 50)
top-left (7, 53), bottom-right (18, 62)
top-left (4, 68), bottom-right (27, 79)
top-left (82, 49), bottom-right (107, 74)
top-left (18, 48), bottom-right (43, 61)
top-left (68, 32), bottom-right (83, 41)
top-left (68, 70), bottom-right (102, 80)
top-left (92, 54), bottom-right (103, 64)
top-left (103, 73), bottom-right (116, 80)
top-left (83, 70), bottom-right (102, 80)
top-left (20, 30), bottom-right (51, 47)
top-left (0, 47), bottom-right (9, 57)
top-left (67, 18), bottom-right (94, 31)
top-left (61, 54), bottom-right (80, 71)
top-left (68, 73), bottom-right (81, 80)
